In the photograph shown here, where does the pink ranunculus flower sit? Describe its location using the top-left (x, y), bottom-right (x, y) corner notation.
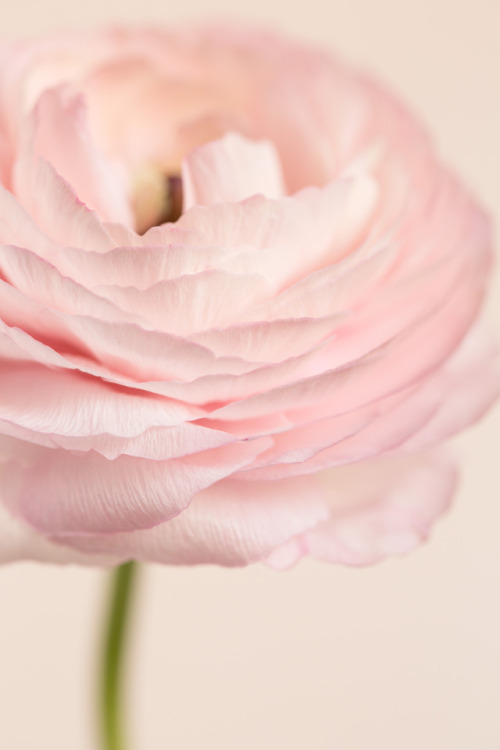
top-left (0, 26), bottom-right (496, 568)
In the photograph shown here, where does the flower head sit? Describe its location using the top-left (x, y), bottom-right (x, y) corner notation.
top-left (0, 26), bottom-right (496, 567)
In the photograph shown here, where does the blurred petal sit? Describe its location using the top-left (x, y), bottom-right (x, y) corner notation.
top-left (25, 87), bottom-right (132, 224)
top-left (0, 183), bottom-right (54, 258)
top-left (398, 320), bottom-right (500, 452)
top-left (267, 451), bottom-right (456, 567)
top-left (0, 502), bottom-right (113, 565)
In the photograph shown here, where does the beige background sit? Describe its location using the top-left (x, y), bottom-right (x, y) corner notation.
top-left (0, 1), bottom-right (499, 748)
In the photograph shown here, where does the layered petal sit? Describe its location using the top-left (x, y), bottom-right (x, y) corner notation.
top-left (1, 435), bottom-right (271, 535)
top-left (13, 154), bottom-right (114, 250)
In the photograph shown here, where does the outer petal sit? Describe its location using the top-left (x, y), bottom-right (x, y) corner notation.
top-left (0, 502), bottom-right (114, 565)
top-left (0, 363), bottom-right (238, 461)
top-left (50, 475), bottom-right (330, 566)
top-left (207, 260), bottom-right (486, 417)
top-left (267, 451), bottom-right (457, 568)
top-left (397, 320), bottom-right (500, 452)
top-left (237, 316), bottom-right (499, 479)
top-left (1, 436), bottom-right (271, 535)
top-left (0, 362), bottom-right (203, 434)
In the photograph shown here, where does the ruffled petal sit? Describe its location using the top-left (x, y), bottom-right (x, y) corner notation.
top-left (178, 174), bottom-right (378, 289)
top-left (0, 280), bottom-right (260, 382)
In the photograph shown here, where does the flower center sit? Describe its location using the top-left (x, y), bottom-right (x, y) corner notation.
top-left (132, 167), bottom-right (183, 234)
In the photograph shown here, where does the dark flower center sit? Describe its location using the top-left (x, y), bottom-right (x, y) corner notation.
top-left (133, 170), bottom-right (183, 234)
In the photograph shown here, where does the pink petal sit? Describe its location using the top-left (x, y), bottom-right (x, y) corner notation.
top-left (189, 314), bottom-right (344, 363)
top-left (0, 280), bottom-right (258, 383)
top-left (53, 475), bottom-right (330, 566)
top-left (182, 132), bottom-right (285, 208)
top-left (0, 183), bottom-right (54, 258)
top-left (0, 502), bottom-right (113, 565)
top-left (234, 318), bottom-right (499, 478)
top-left (49, 239), bottom-right (227, 291)
top-left (243, 241), bottom-right (398, 323)
top-left (0, 315), bottom-right (76, 368)
top-left (0, 363), bottom-right (234, 461)
top-left (94, 268), bottom-right (272, 336)
top-left (267, 451), bottom-right (456, 568)
top-left (22, 87), bottom-right (132, 224)
top-left (209, 258), bottom-right (486, 417)
top-left (0, 362), bottom-right (201, 434)
top-left (0, 244), bottom-right (142, 324)
top-left (13, 154), bottom-right (113, 250)
top-left (178, 174), bottom-right (378, 290)
top-left (397, 320), bottom-right (500, 453)
top-left (0, 128), bottom-right (11, 187)
top-left (2, 436), bottom-right (271, 535)
top-left (83, 55), bottom-right (227, 169)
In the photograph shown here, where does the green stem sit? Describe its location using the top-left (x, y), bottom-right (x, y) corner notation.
top-left (99, 561), bottom-right (139, 750)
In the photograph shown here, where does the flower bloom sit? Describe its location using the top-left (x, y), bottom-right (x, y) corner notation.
top-left (0, 26), bottom-right (496, 567)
